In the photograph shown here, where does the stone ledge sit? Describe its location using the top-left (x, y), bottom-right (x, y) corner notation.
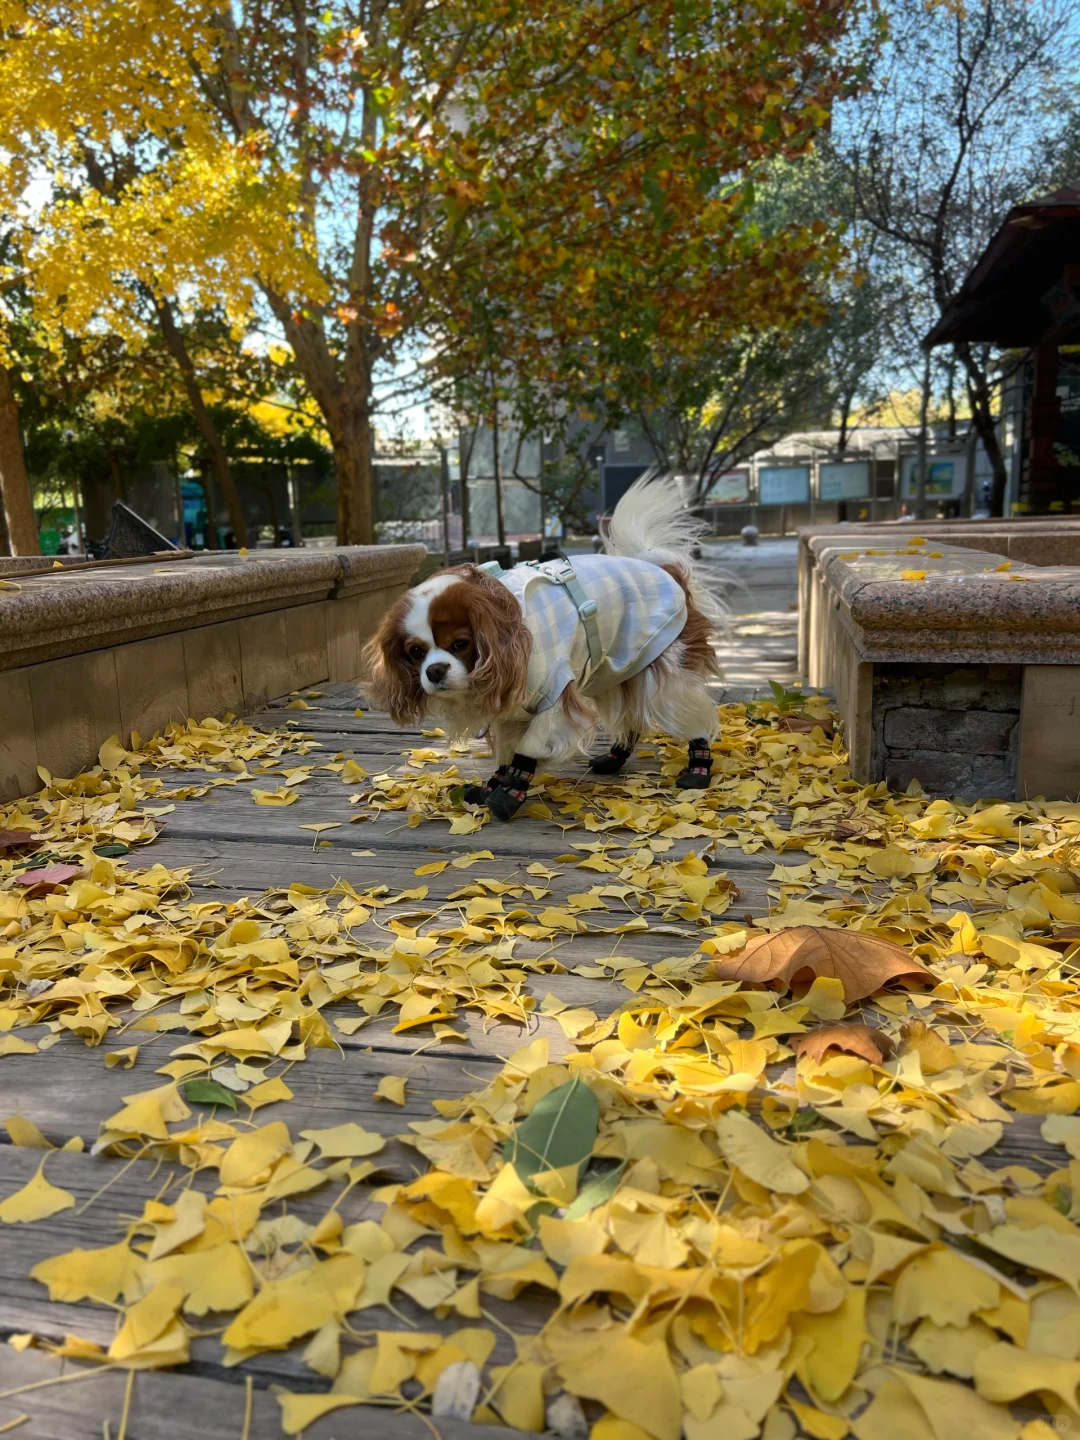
top-left (809, 538), bottom-right (1080, 665)
top-left (796, 521), bottom-right (1080, 678)
top-left (0, 545), bottom-right (425, 670)
top-left (0, 546), bottom-right (426, 801)
top-left (803, 536), bottom-right (1080, 799)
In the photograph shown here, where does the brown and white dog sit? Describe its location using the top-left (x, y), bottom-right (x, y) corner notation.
top-left (364, 476), bottom-right (723, 820)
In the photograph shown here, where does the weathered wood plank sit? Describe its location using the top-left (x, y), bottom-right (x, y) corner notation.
top-left (0, 1344), bottom-right (534, 1440)
top-left (1, 1038), bottom-right (502, 1152)
top-left (0, 1150), bottom-right (549, 1393)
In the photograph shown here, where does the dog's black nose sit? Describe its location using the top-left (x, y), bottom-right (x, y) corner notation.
top-left (425, 662), bottom-right (449, 685)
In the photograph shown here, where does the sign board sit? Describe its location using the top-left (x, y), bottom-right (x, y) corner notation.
top-left (758, 466), bottom-right (810, 506)
top-left (900, 453), bottom-right (967, 499)
top-left (819, 461), bottom-right (871, 501)
top-left (706, 469), bottom-right (750, 505)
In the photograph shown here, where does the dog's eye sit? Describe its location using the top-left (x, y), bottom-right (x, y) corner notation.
top-left (407, 644), bottom-right (426, 663)
top-left (450, 638), bottom-right (470, 653)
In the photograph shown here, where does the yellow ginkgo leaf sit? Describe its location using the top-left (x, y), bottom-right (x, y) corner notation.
top-left (251, 786), bottom-right (299, 806)
top-left (3, 1116), bottom-right (51, 1148)
top-left (374, 1075), bottom-right (408, 1105)
top-left (31, 1241), bottom-right (145, 1304)
top-left (278, 1392), bottom-right (361, 1435)
top-left (0, 1036), bottom-right (38, 1057)
top-left (98, 735), bottom-right (129, 771)
top-left (104, 1046), bottom-right (140, 1069)
top-left (0, 1160), bottom-right (75, 1224)
top-left (299, 1122), bottom-right (386, 1158)
top-left (715, 1111), bottom-right (809, 1194)
top-left (219, 1121), bottom-right (292, 1187)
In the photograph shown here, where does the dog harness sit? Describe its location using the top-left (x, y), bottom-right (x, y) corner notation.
top-left (480, 554), bottom-right (687, 715)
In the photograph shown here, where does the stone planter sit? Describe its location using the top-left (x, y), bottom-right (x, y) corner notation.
top-left (0, 545), bottom-right (425, 801)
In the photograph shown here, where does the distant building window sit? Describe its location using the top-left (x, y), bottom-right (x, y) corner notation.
top-left (613, 430), bottom-right (631, 454)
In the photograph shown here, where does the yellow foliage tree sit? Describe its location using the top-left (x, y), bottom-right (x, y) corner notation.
top-left (0, 0), bottom-right (863, 544)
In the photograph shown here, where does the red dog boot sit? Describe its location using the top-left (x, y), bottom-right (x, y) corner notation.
top-left (486, 755), bottom-right (536, 822)
top-left (588, 733), bottom-right (638, 775)
top-left (676, 737), bottom-right (713, 790)
top-left (463, 765), bottom-right (507, 805)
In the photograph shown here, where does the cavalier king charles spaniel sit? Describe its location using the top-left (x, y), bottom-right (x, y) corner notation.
top-left (364, 475), bottom-right (723, 820)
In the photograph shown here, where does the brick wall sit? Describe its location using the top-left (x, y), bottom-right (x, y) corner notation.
top-left (870, 664), bottom-right (1022, 801)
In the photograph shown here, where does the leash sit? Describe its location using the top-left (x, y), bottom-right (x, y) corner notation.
top-left (478, 556), bottom-right (605, 683)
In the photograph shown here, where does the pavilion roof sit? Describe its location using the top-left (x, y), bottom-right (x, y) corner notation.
top-left (925, 187), bottom-right (1080, 348)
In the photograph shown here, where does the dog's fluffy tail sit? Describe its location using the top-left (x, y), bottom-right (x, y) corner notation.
top-left (600, 472), bottom-right (727, 627)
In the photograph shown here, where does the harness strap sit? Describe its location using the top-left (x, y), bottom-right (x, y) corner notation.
top-left (478, 557), bottom-right (605, 681)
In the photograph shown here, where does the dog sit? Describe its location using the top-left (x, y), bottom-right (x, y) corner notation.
top-left (363, 475), bottom-right (723, 820)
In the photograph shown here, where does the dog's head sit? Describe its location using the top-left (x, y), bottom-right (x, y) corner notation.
top-left (363, 565), bottom-right (532, 724)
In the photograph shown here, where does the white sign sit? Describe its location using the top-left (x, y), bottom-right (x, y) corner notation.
top-left (706, 469), bottom-right (750, 505)
top-left (758, 466), bottom-right (810, 505)
top-left (900, 453), bottom-right (968, 499)
top-left (819, 461), bottom-right (870, 501)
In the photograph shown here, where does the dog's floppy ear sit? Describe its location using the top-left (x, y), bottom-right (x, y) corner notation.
top-left (362, 593), bottom-right (425, 724)
top-left (460, 567), bottom-right (532, 717)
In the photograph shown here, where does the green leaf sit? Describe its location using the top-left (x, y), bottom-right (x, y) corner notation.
top-left (93, 843), bottom-right (130, 857)
top-left (504, 1077), bottom-right (599, 1188)
top-left (786, 1107), bottom-right (823, 1134)
top-left (448, 786), bottom-right (466, 806)
top-left (181, 1079), bottom-right (238, 1111)
top-left (565, 1161), bottom-right (627, 1220)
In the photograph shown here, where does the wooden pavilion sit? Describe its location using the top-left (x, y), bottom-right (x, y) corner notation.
top-left (927, 186), bottom-right (1080, 514)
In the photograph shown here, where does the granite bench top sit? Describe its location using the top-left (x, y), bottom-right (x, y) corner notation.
top-left (0, 544), bottom-right (426, 670)
top-left (799, 520), bottom-right (1080, 570)
top-left (810, 535), bottom-right (1080, 664)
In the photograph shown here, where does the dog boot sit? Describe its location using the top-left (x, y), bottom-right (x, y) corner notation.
top-left (462, 765), bottom-right (507, 805)
top-left (486, 755), bottom-right (536, 822)
top-left (676, 737), bottom-right (713, 790)
top-left (588, 734), bottom-right (638, 775)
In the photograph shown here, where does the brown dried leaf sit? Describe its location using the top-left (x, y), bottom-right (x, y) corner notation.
top-left (14, 863), bottom-right (83, 892)
top-left (0, 829), bottom-right (39, 852)
top-left (778, 716), bottom-right (835, 738)
top-left (795, 1023), bottom-right (894, 1064)
top-left (711, 925), bottom-right (931, 1003)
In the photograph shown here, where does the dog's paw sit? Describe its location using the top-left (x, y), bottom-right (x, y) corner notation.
top-left (486, 786), bottom-right (525, 822)
top-left (675, 766), bottom-right (712, 790)
top-left (462, 783), bottom-right (492, 804)
top-left (588, 750), bottom-right (629, 775)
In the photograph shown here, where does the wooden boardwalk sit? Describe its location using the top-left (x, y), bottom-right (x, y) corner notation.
top-left (1, 681), bottom-right (763, 1436)
top-left (0, 623), bottom-right (1055, 1437)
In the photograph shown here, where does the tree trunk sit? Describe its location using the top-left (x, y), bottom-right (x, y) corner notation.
top-left (153, 296), bottom-right (249, 547)
top-left (491, 401), bottom-right (506, 547)
top-left (198, 461), bottom-right (219, 549)
top-left (0, 363), bottom-right (40, 555)
top-left (837, 392), bottom-right (852, 455)
top-left (956, 341), bottom-right (1008, 517)
top-left (332, 402), bottom-right (374, 545)
top-left (915, 351), bottom-right (931, 520)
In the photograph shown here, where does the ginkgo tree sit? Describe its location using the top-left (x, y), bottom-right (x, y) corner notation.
top-left (0, 0), bottom-right (867, 545)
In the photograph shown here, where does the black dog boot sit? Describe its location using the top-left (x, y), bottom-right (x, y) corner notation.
top-left (588, 734), bottom-right (638, 775)
top-left (463, 765), bottom-right (507, 805)
top-left (676, 737), bottom-right (713, 790)
top-left (486, 754), bottom-right (536, 822)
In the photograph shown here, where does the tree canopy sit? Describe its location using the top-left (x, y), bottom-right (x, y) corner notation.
top-left (0, 0), bottom-right (866, 543)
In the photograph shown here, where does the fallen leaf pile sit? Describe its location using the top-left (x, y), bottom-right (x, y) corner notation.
top-left (5, 694), bottom-right (1080, 1438)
